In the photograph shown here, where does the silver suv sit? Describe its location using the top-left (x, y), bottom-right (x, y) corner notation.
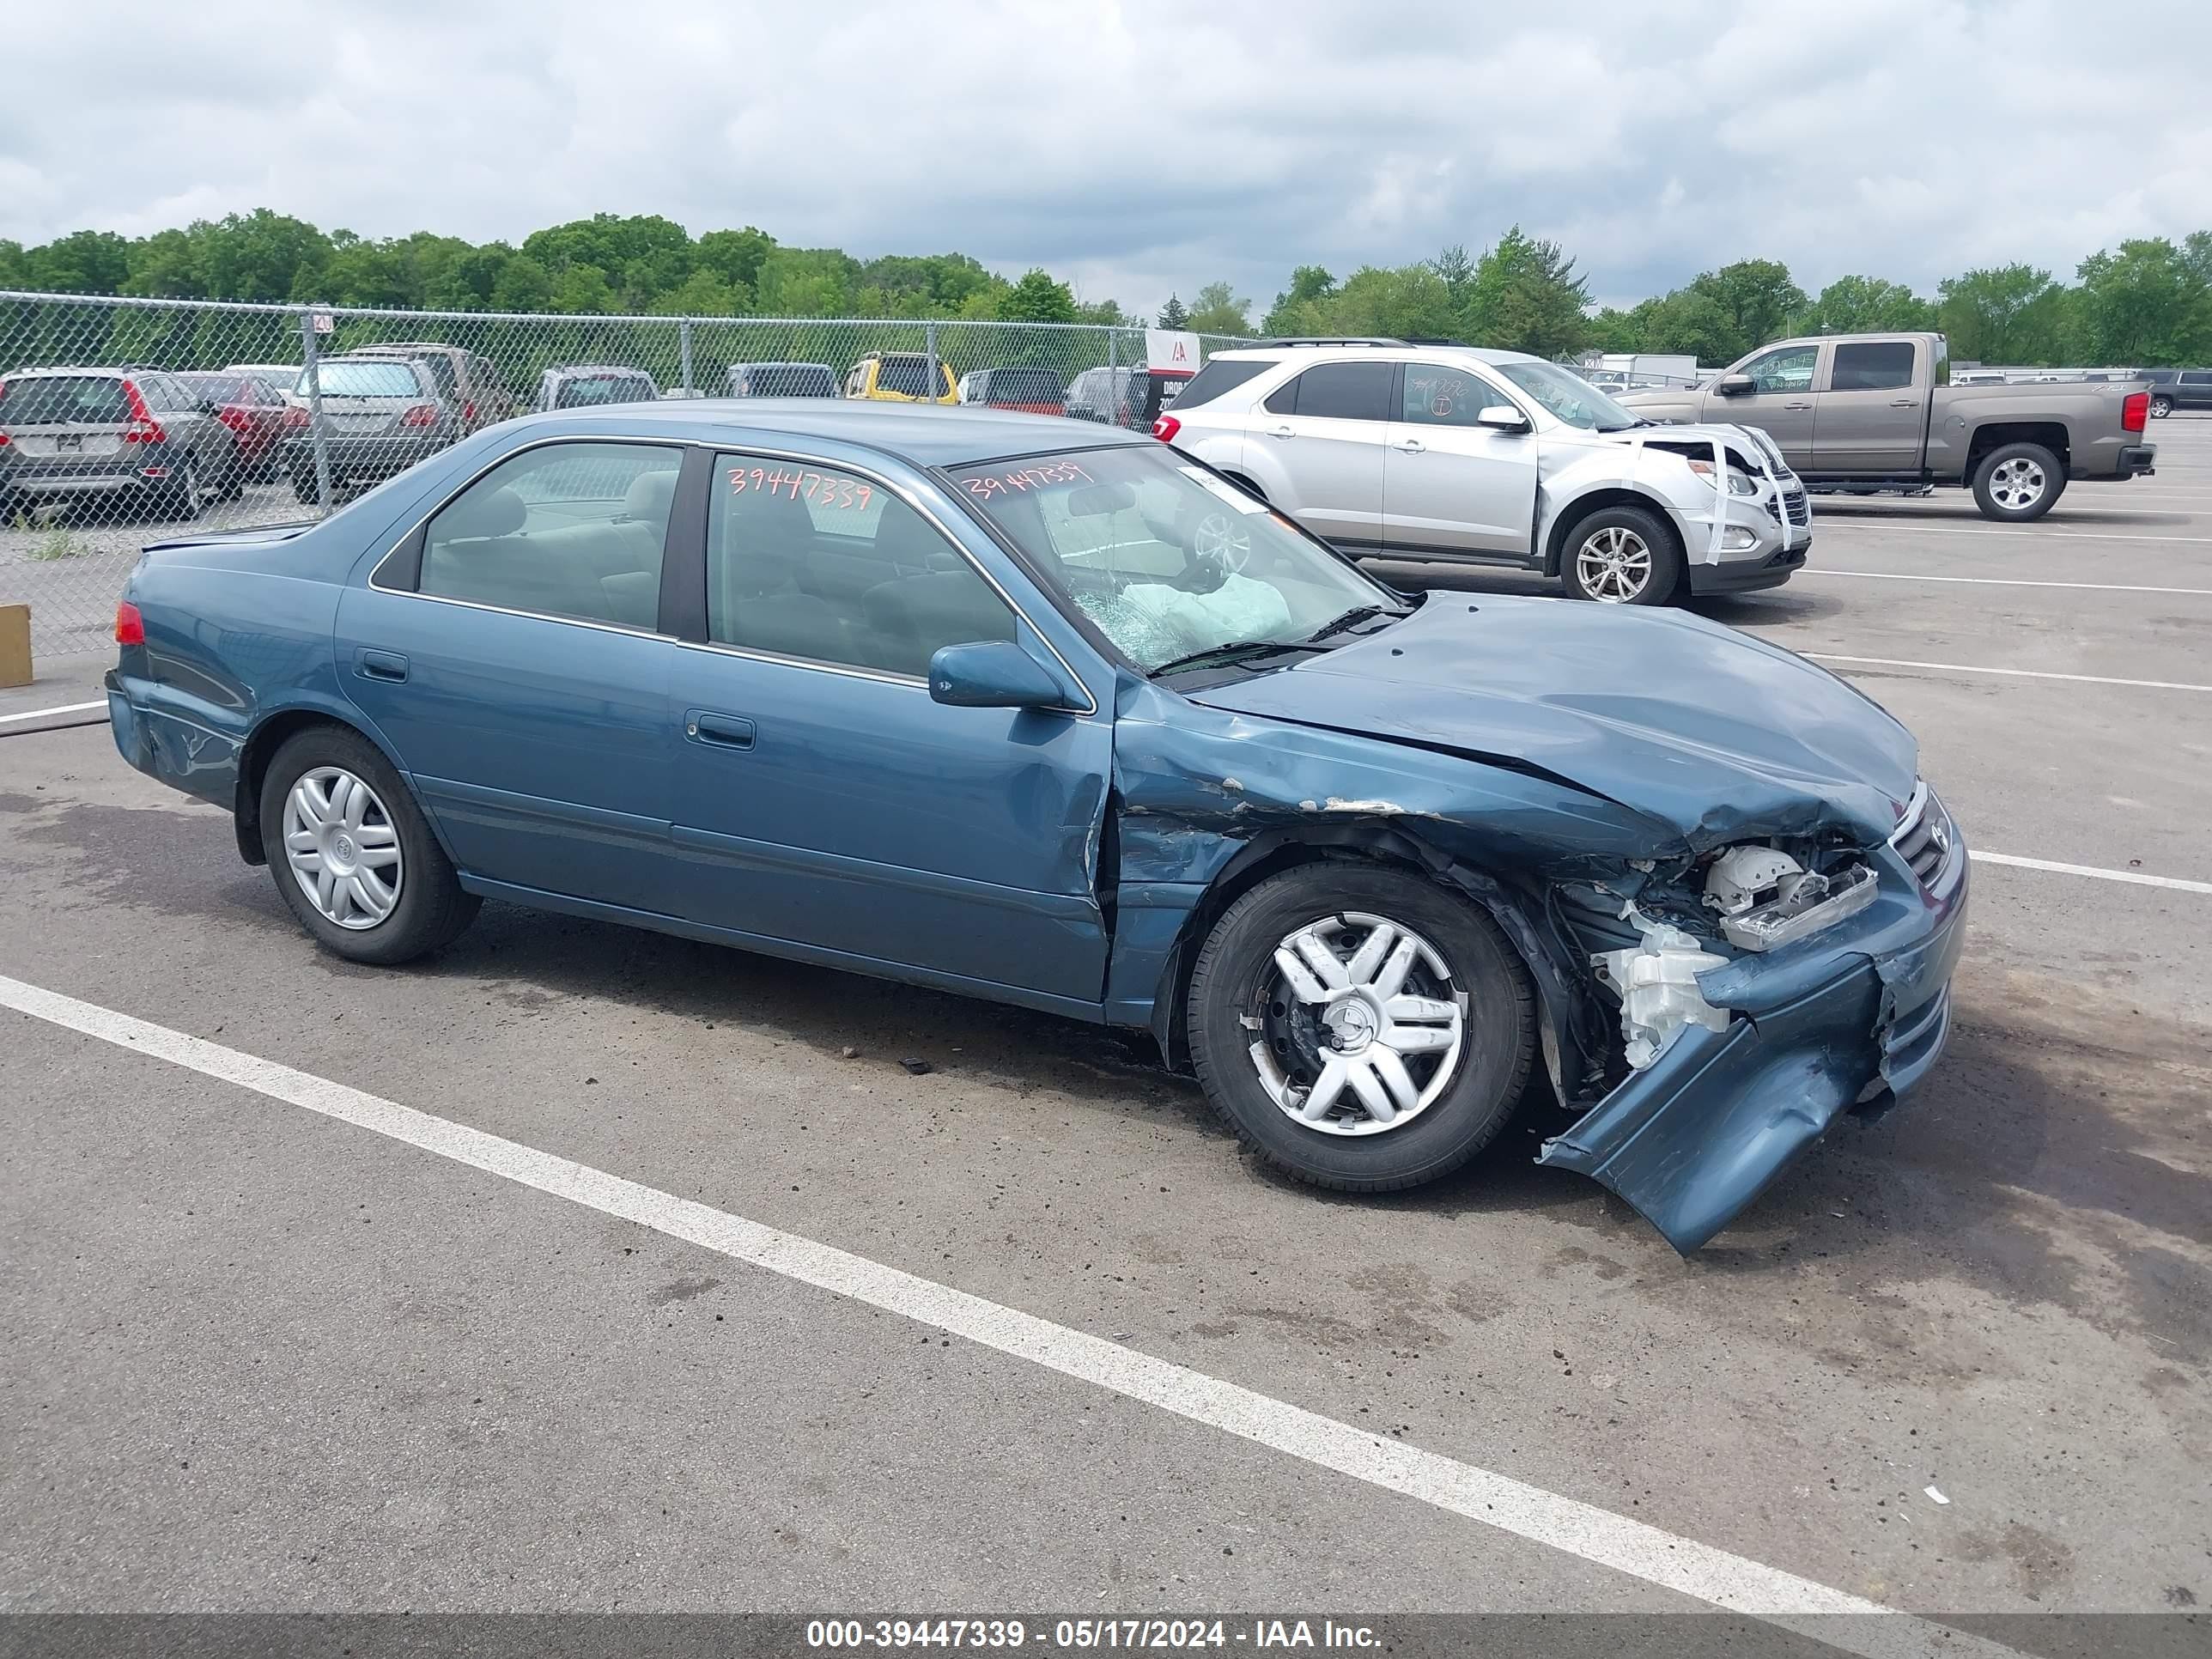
top-left (1158, 342), bottom-right (1811, 604)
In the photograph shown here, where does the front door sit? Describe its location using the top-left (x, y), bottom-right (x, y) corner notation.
top-left (1382, 361), bottom-right (1540, 558)
top-left (1707, 343), bottom-right (1821, 471)
top-left (1250, 359), bottom-right (1394, 550)
top-left (665, 452), bottom-right (1112, 1007)
top-left (1812, 338), bottom-right (1925, 473)
top-left (338, 438), bottom-right (685, 915)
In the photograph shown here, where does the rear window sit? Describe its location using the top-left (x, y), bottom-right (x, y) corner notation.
top-left (300, 362), bottom-right (423, 398)
top-left (1169, 357), bottom-right (1273, 410)
top-left (177, 373), bottom-right (256, 404)
top-left (978, 368), bottom-right (1066, 403)
top-left (1268, 361), bottom-right (1394, 422)
top-left (0, 375), bottom-right (128, 424)
top-left (1830, 341), bottom-right (1917, 392)
top-left (741, 365), bottom-right (838, 398)
top-left (555, 374), bottom-right (649, 408)
top-left (873, 358), bottom-right (943, 398)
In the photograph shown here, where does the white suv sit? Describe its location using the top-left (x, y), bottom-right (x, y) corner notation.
top-left (1156, 341), bottom-right (1811, 604)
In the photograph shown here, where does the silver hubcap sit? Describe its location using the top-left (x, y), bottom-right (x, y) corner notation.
top-left (1576, 526), bottom-right (1651, 602)
top-left (282, 766), bottom-right (403, 929)
top-left (1193, 509), bottom-right (1252, 573)
top-left (1988, 456), bottom-right (2045, 511)
top-left (1244, 912), bottom-right (1467, 1136)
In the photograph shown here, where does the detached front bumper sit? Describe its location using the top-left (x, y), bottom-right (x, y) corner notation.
top-left (1538, 802), bottom-right (1968, 1253)
top-left (1674, 471), bottom-right (1813, 595)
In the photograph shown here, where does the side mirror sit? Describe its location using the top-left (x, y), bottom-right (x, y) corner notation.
top-left (1475, 404), bottom-right (1530, 431)
top-left (928, 640), bottom-right (1072, 711)
top-left (1713, 374), bottom-right (1755, 398)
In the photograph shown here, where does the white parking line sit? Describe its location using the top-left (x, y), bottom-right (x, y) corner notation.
top-left (1971, 852), bottom-right (2212, 894)
top-left (1808, 569), bottom-right (2212, 596)
top-left (0, 970), bottom-right (2021, 1656)
top-left (1808, 653), bottom-right (2212, 693)
top-left (0, 699), bottom-right (106, 725)
top-left (1828, 522), bottom-right (2212, 544)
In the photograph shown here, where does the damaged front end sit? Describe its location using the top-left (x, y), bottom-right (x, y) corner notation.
top-left (1537, 783), bottom-right (1967, 1252)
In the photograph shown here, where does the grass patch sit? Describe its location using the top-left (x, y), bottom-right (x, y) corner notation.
top-left (27, 524), bottom-right (91, 561)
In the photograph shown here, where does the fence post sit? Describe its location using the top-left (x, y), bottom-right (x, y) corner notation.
top-left (924, 321), bottom-right (939, 405)
top-left (678, 317), bottom-right (695, 397)
top-left (298, 308), bottom-right (333, 514)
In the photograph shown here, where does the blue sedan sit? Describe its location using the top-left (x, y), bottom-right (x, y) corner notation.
top-left (107, 402), bottom-right (1966, 1251)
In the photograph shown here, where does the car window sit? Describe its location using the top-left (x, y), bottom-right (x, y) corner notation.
top-left (1274, 361), bottom-right (1395, 422)
top-left (1172, 357), bottom-right (1274, 410)
top-left (303, 362), bottom-right (422, 398)
top-left (1401, 362), bottom-right (1507, 426)
top-left (0, 376), bottom-right (129, 423)
top-left (2183, 372), bottom-right (2212, 386)
top-left (1738, 346), bottom-right (1819, 395)
top-left (708, 455), bottom-right (1013, 678)
top-left (1830, 341), bottom-right (1917, 392)
top-left (418, 442), bottom-right (680, 630)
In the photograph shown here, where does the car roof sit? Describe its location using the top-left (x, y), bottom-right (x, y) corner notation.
top-left (7, 365), bottom-right (131, 379)
top-left (1211, 343), bottom-right (1546, 368)
top-left (732, 361), bottom-right (836, 371)
top-left (493, 401), bottom-right (1154, 468)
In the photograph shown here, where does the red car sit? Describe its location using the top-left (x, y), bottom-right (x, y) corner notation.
top-left (175, 371), bottom-right (289, 487)
top-left (957, 367), bottom-right (1068, 416)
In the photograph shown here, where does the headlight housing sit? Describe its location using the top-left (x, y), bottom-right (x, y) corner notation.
top-left (1686, 459), bottom-right (1763, 496)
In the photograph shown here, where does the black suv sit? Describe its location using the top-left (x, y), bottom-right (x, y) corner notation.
top-left (2141, 368), bottom-right (2212, 417)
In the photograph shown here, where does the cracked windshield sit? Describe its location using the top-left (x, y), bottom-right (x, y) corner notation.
top-left (950, 445), bottom-right (1395, 672)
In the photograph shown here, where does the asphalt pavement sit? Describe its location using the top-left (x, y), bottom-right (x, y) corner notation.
top-left (3, 421), bottom-right (2207, 1638)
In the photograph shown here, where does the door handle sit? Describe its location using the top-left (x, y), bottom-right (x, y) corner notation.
top-left (1266, 424), bottom-right (1296, 439)
top-left (684, 710), bottom-right (756, 750)
top-left (1783, 401), bottom-right (1813, 410)
top-left (1889, 398), bottom-right (1920, 408)
top-left (1395, 438), bottom-right (1425, 454)
top-left (355, 648), bottom-right (409, 683)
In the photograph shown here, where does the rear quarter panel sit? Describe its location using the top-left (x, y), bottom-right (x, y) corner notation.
top-left (1927, 380), bottom-right (2143, 478)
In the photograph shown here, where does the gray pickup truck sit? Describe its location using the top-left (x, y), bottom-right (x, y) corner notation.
top-left (1619, 331), bottom-right (2156, 521)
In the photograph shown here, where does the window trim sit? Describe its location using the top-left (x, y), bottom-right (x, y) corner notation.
top-left (368, 434), bottom-right (692, 641)
top-left (697, 444), bottom-right (1097, 716)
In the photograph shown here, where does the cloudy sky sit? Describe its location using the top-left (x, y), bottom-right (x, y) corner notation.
top-left (3, 0), bottom-right (2208, 314)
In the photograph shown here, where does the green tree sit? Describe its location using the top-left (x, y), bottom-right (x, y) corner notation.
top-left (650, 268), bottom-right (746, 317)
top-left (1261, 264), bottom-right (1336, 336)
top-left (549, 262), bottom-right (618, 314)
top-left (1681, 259), bottom-right (1806, 362)
top-left (2074, 237), bottom-right (2212, 366)
top-left (753, 247), bottom-right (857, 316)
top-left (0, 239), bottom-right (25, 288)
top-left (1156, 293), bottom-right (1189, 329)
top-left (1936, 264), bottom-right (2070, 364)
top-left (1586, 306), bottom-right (1644, 353)
top-left (1000, 267), bottom-right (1078, 324)
top-left (1796, 276), bottom-right (1934, 335)
top-left (1632, 288), bottom-right (1742, 364)
top-left (125, 227), bottom-right (209, 298)
top-left (696, 227), bottom-right (777, 294)
top-left (1461, 227), bottom-right (1591, 356)
top-left (1184, 281), bottom-right (1251, 336)
top-left (199, 210), bottom-right (331, 302)
top-left (1303, 264), bottom-right (1458, 339)
top-left (25, 230), bottom-right (131, 295)
top-left (489, 255), bottom-right (556, 313)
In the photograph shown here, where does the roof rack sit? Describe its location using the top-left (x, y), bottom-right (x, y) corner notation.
top-left (1255, 337), bottom-right (1407, 348)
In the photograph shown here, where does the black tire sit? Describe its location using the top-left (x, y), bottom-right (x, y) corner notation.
top-left (1971, 441), bottom-right (2065, 522)
top-left (258, 724), bottom-right (479, 965)
top-left (1187, 862), bottom-right (1535, 1194)
top-left (1559, 501), bottom-right (1682, 605)
top-left (290, 467), bottom-right (322, 506)
top-left (2149, 396), bottom-right (2172, 418)
top-left (164, 459), bottom-right (204, 523)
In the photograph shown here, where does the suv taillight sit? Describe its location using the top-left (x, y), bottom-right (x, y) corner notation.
top-left (399, 404), bottom-right (440, 428)
top-left (120, 380), bottom-right (166, 444)
top-left (114, 601), bottom-right (146, 647)
top-left (463, 399), bottom-right (477, 423)
top-left (2123, 391), bottom-right (2148, 433)
top-left (1152, 414), bottom-right (1181, 443)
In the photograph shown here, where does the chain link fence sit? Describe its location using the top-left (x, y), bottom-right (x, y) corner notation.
top-left (0, 289), bottom-right (1251, 659)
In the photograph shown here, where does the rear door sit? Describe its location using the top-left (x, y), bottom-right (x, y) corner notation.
top-left (1252, 359), bottom-right (1394, 549)
top-left (1812, 339), bottom-right (1925, 472)
top-left (1709, 343), bottom-right (1821, 471)
top-left (1382, 361), bottom-right (1539, 558)
top-left (2182, 371), bottom-right (2212, 411)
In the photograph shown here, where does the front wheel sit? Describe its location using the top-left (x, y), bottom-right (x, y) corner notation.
top-left (1559, 502), bottom-right (1682, 605)
top-left (1972, 441), bottom-right (2064, 521)
top-left (258, 725), bottom-right (479, 964)
top-left (2149, 395), bottom-right (2172, 418)
top-left (1186, 863), bottom-right (1534, 1193)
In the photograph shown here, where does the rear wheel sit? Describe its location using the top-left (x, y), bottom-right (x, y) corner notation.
top-left (1971, 441), bottom-right (2063, 521)
top-left (258, 725), bottom-right (478, 964)
top-left (1187, 863), bottom-right (1534, 1193)
top-left (2149, 395), bottom-right (2172, 418)
top-left (163, 459), bottom-right (204, 523)
top-left (1560, 502), bottom-right (1681, 605)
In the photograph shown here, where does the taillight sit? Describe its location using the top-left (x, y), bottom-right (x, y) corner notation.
top-left (283, 404), bottom-right (310, 428)
top-left (399, 404), bottom-right (439, 428)
top-left (114, 601), bottom-right (146, 647)
top-left (463, 399), bottom-right (477, 423)
top-left (120, 380), bottom-right (167, 444)
top-left (217, 404), bottom-right (251, 433)
top-left (1152, 414), bottom-right (1181, 443)
top-left (2123, 391), bottom-right (2148, 433)
top-left (0, 432), bottom-right (10, 448)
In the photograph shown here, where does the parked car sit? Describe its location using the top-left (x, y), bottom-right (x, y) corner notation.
top-left (534, 365), bottom-right (661, 412)
top-left (1158, 341), bottom-right (1811, 603)
top-left (1064, 365), bottom-right (1152, 428)
top-left (280, 356), bottom-right (462, 501)
top-left (175, 370), bottom-right (289, 485)
top-left (1619, 332), bottom-right (2155, 521)
top-left (958, 367), bottom-right (1067, 415)
top-left (2138, 368), bottom-right (2210, 418)
top-left (225, 362), bottom-right (302, 385)
top-left (104, 401), bottom-right (1966, 1254)
top-left (844, 352), bottom-right (957, 404)
top-left (0, 366), bottom-right (235, 521)
top-left (725, 362), bottom-right (840, 398)
top-left (343, 343), bottom-right (515, 433)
